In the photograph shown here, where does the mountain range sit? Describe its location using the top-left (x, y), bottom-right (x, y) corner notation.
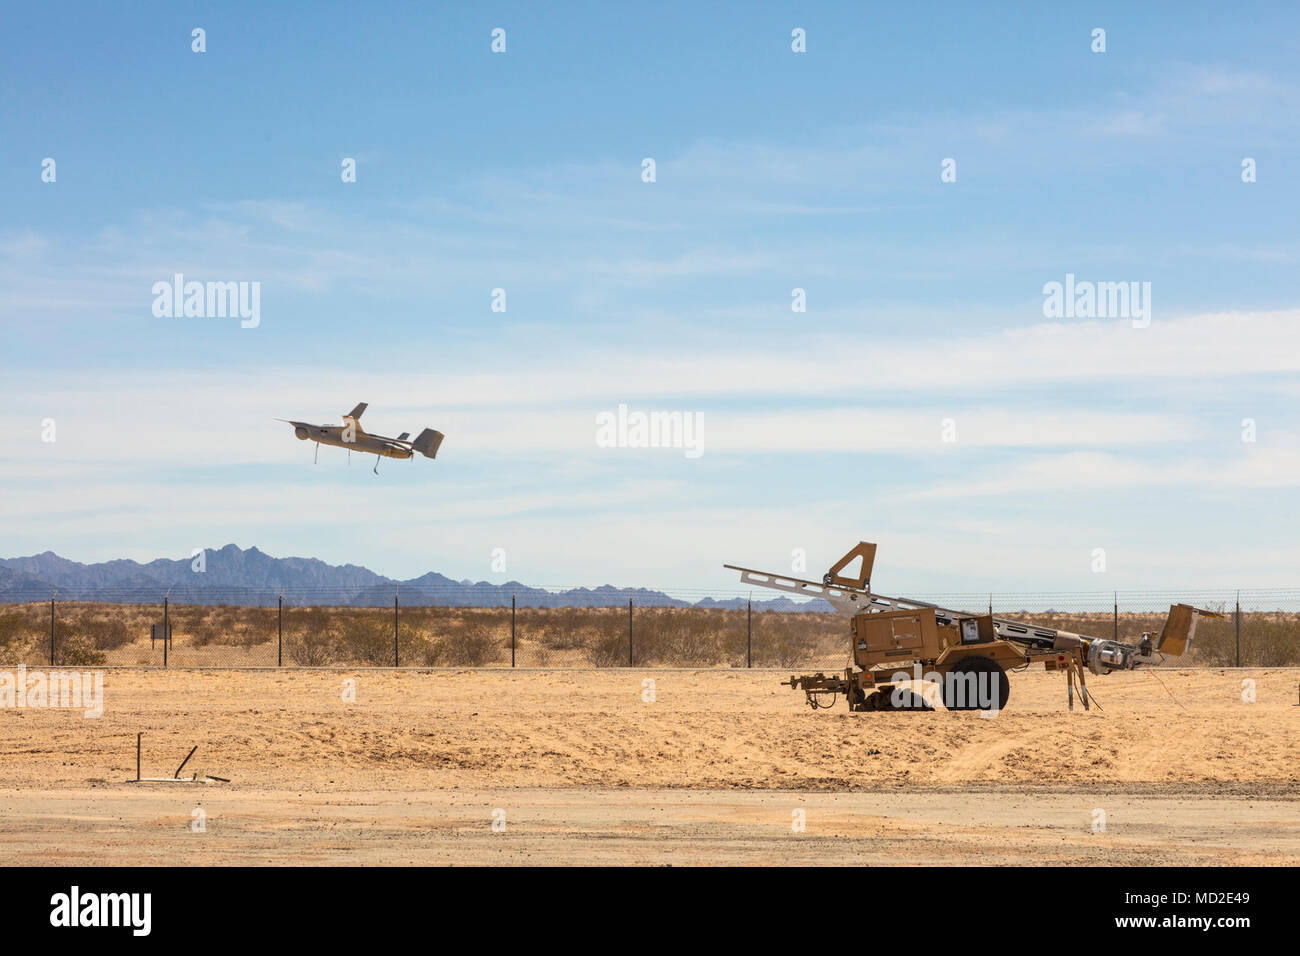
top-left (0, 544), bottom-right (832, 611)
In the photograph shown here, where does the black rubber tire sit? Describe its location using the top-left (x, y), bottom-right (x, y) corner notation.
top-left (892, 689), bottom-right (934, 712)
top-left (942, 656), bottom-right (1010, 711)
top-left (862, 690), bottom-right (887, 711)
top-left (861, 688), bottom-right (933, 712)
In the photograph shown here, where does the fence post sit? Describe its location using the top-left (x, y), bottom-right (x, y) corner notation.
top-left (277, 592), bottom-right (283, 667)
top-left (746, 597), bottom-right (752, 668)
top-left (628, 596), bottom-right (633, 667)
top-left (511, 593), bottom-right (516, 667)
top-left (393, 588), bottom-right (400, 668)
top-left (49, 594), bottom-right (55, 666)
top-left (1113, 591), bottom-right (1118, 641)
top-left (163, 593), bottom-right (169, 667)
top-left (1235, 590), bottom-right (1241, 667)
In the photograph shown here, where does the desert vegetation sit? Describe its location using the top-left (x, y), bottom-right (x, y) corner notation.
top-left (0, 601), bottom-right (1295, 668)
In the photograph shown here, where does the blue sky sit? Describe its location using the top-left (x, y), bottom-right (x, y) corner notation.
top-left (2, 1), bottom-right (1299, 595)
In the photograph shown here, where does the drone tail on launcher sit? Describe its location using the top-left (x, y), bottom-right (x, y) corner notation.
top-left (411, 428), bottom-right (445, 459)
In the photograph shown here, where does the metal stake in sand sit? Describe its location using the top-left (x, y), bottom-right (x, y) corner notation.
top-left (175, 745), bottom-right (198, 779)
top-left (128, 734), bottom-right (229, 784)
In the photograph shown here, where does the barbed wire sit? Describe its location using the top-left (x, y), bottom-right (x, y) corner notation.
top-left (2, 583), bottom-right (1299, 611)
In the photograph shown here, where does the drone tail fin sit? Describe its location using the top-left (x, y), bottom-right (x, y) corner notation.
top-left (411, 428), bottom-right (445, 459)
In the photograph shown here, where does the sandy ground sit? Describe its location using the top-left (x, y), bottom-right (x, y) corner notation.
top-left (1, 667), bottom-right (1297, 865)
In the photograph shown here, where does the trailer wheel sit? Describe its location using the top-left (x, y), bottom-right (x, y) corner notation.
top-left (862, 688), bottom-right (932, 712)
top-left (943, 657), bottom-right (1010, 711)
top-left (862, 690), bottom-right (887, 711)
top-left (892, 689), bottom-right (933, 712)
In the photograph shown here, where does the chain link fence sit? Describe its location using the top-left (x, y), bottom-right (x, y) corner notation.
top-left (1, 587), bottom-right (1297, 668)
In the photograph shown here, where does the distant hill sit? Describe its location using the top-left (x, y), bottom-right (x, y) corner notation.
top-left (0, 544), bottom-right (833, 612)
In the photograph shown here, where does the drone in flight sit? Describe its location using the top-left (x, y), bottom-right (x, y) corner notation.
top-left (278, 403), bottom-right (444, 474)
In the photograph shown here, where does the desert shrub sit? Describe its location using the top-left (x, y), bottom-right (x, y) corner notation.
top-left (663, 624), bottom-right (725, 665)
top-left (235, 623), bottom-right (271, 648)
top-left (86, 616), bottom-right (131, 651)
top-left (1193, 611), bottom-right (1300, 667)
top-left (287, 631), bottom-right (334, 666)
top-left (394, 634), bottom-right (432, 666)
top-left (586, 630), bottom-right (628, 667)
top-left (1246, 615), bottom-right (1300, 666)
top-left (334, 613), bottom-right (393, 665)
top-left (52, 633), bottom-right (106, 667)
top-left (446, 623), bottom-right (502, 666)
top-left (630, 609), bottom-right (725, 665)
top-left (416, 638), bottom-right (450, 666)
top-left (537, 624), bottom-right (586, 651)
top-left (187, 617), bottom-right (219, 646)
top-left (285, 606), bottom-right (337, 666)
top-left (1189, 609), bottom-right (1235, 665)
top-left (190, 606), bottom-right (275, 647)
top-left (0, 611), bottom-right (25, 641)
top-left (0, 612), bottom-right (36, 663)
top-left (753, 613), bottom-right (834, 668)
top-left (531, 608), bottom-right (588, 651)
top-left (414, 623), bottom-right (502, 666)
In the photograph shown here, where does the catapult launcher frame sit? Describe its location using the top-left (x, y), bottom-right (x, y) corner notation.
top-left (725, 541), bottom-right (1217, 712)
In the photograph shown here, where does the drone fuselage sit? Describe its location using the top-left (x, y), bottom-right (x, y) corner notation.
top-left (288, 422), bottom-right (414, 459)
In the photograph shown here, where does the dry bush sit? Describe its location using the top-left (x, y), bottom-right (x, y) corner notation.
top-left (537, 626), bottom-right (585, 651)
top-left (188, 618), bottom-right (219, 646)
top-left (1245, 616), bottom-right (1300, 667)
top-left (1191, 611), bottom-right (1300, 666)
top-left (52, 633), bottom-right (106, 667)
top-left (752, 612), bottom-right (840, 668)
top-left (285, 606), bottom-right (336, 666)
top-left (586, 630), bottom-right (628, 667)
top-left (442, 622), bottom-right (503, 666)
top-left (656, 624), bottom-right (724, 665)
top-left (6, 600), bottom-right (1295, 669)
top-left (631, 608), bottom-right (731, 665)
top-left (287, 631), bottom-right (334, 666)
top-left (0, 611), bottom-right (37, 663)
top-left (529, 607), bottom-right (589, 651)
top-left (81, 616), bottom-right (131, 651)
top-left (417, 631), bottom-right (493, 666)
top-left (334, 611), bottom-right (393, 665)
